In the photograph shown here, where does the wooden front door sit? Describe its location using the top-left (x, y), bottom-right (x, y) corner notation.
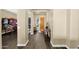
top-left (40, 16), bottom-right (44, 32)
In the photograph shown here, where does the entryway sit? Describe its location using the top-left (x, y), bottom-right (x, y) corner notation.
top-left (35, 15), bottom-right (45, 33)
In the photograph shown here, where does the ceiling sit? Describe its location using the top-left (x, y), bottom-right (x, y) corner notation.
top-left (5, 9), bottom-right (17, 14)
top-left (5, 9), bottom-right (52, 14)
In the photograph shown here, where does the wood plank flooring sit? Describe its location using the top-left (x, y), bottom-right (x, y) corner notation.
top-left (25, 32), bottom-right (53, 49)
top-left (2, 32), bottom-right (67, 49)
top-left (2, 31), bottom-right (17, 49)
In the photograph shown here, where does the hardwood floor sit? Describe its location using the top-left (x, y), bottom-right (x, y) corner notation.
top-left (24, 32), bottom-right (53, 49)
top-left (24, 32), bottom-right (67, 49)
top-left (2, 31), bottom-right (17, 49)
top-left (2, 31), bottom-right (67, 49)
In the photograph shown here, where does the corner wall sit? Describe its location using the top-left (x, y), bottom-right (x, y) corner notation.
top-left (50, 9), bottom-right (79, 48)
top-left (17, 10), bottom-right (29, 46)
top-left (0, 10), bottom-right (2, 48)
top-left (52, 9), bottom-right (67, 45)
top-left (68, 9), bottom-right (79, 48)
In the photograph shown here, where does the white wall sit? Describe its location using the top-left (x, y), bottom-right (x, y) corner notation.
top-left (49, 9), bottom-right (68, 47)
top-left (46, 9), bottom-right (68, 46)
top-left (46, 10), bottom-right (53, 39)
top-left (68, 9), bottom-right (79, 48)
top-left (51, 9), bottom-right (67, 45)
top-left (53, 9), bottom-right (67, 39)
top-left (50, 9), bottom-right (79, 48)
top-left (0, 10), bottom-right (2, 48)
top-left (17, 10), bottom-right (29, 46)
top-left (70, 10), bottom-right (79, 40)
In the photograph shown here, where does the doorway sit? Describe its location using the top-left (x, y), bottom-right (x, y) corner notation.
top-left (28, 17), bottom-right (31, 34)
top-left (40, 16), bottom-right (44, 32)
top-left (36, 16), bottom-right (40, 32)
top-left (2, 18), bottom-right (17, 49)
top-left (28, 17), bottom-right (31, 39)
top-left (35, 15), bottom-right (44, 33)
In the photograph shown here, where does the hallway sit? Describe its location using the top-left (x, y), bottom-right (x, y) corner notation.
top-left (25, 32), bottom-right (53, 49)
top-left (2, 31), bottom-right (67, 49)
top-left (1, 9), bottom-right (77, 49)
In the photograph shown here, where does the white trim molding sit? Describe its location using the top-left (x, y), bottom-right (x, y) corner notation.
top-left (17, 40), bottom-right (29, 46)
top-left (50, 41), bottom-right (69, 49)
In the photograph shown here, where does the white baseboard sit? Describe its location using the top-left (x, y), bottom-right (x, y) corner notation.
top-left (17, 40), bottom-right (29, 46)
top-left (50, 41), bottom-right (69, 49)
